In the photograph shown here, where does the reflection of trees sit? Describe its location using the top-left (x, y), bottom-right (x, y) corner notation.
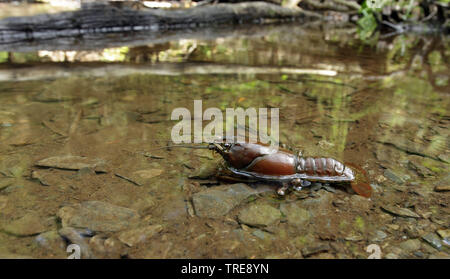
top-left (370, 35), bottom-right (449, 165)
top-left (364, 35), bottom-right (449, 94)
top-left (126, 43), bottom-right (172, 63)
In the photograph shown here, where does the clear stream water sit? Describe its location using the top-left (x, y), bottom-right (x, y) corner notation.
top-left (0, 20), bottom-right (448, 258)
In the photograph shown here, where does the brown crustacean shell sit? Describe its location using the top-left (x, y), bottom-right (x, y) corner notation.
top-left (215, 141), bottom-right (372, 197)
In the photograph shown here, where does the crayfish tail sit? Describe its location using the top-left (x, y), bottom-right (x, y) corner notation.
top-left (351, 182), bottom-right (372, 198)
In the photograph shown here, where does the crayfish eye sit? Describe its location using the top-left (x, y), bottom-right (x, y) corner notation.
top-left (223, 143), bottom-right (232, 149)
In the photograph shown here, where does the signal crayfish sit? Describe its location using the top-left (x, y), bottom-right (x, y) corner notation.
top-left (206, 141), bottom-right (373, 198)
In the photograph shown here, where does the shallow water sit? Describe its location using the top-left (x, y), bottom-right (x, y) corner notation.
top-left (0, 24), bottom-right (449, 259)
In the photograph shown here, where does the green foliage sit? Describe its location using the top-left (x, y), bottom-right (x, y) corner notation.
top-left (358, 12), bottom-right (378, 40)
top-left (357, 1), bottom-right (380, 41)
top-left (0, 52), bottom-right (8, 63)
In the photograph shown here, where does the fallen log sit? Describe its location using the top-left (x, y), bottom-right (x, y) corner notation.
top-left (0, 2), bottom-right (321, 45)
top-left (0, 21), bottom-right (326, 52)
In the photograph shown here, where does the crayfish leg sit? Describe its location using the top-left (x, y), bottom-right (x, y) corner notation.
top-left (351, 182), bottom-right (372, 198)
top-left (301, 180), bottom-right (311, 187)
top-left (277, 183), bottom-right (290, 196)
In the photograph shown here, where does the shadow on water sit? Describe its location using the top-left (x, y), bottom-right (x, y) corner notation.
top-left (0, 23), bottom-right (449, 259)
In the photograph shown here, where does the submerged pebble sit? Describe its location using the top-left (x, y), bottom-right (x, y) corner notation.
top-left (57, 201), bottom-right (140, 232)
top-left (279, 202), bottom-right (311, 227)
top-left (422, 233), bottom-right (443, 251)
top-left (383, 169), bottom-right (406, 184)
top-left (59, 227), bottom-right (93, 259)
top-left (371, 230), bottom-right (387, 242)
top-left (380, 205), bottom-right (420, 218)
top-left (238, 203), bottom-right (281, 227)
top-left (301, 243), bottom-right (331, 257)
top-left (192, 183), bottom-right (258, 218)
top-left (434, 185), bottom-right (450, 192)
top-left (0, 178), bottom-right (15, 190)
top-left (2, 213), bottom-right (48, 236)
top-left (35, 155), bottom-right (107, 172)
top-left (35, 230), bottom-right (66, 252)
top-left (399, 239), bottom-right (421, 252)
top-left (0, 196), bottom-right (7, 210)
top-left (118, 225), bottom-right (163, 247)
top-left (252, 230), bottom-right (274, 241)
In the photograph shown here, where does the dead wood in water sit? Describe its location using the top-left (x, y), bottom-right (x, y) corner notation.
top-left (0, 22), bottom-right (327, 52)
top-left (0, 2), bottom-right (321, 44)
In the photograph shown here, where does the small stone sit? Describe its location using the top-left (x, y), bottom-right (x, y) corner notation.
top-left (89, 235), bottom-right (106, 254)
top-left (35, 230), bottom-right (66, 252)
top-left (186, 200), bottom-right (195, 217)
top-left (224, 217), bottom-right (239, 227)
top-left (193, 184), bottom-right (258, 218)
top-left (408, 156), bottom-right (433, 177)
top-left (434, 185), bottom-right (450, 192)
top-left (332, 199), bottom-right (345, 207)
top-left (77, 167), bottom-right (96, 176)
top-left (0, 196), bottom-right (7, 210)
top-left (118, 225), bottom-right (163, 247)
top-left (375, 175), bottom-right (387, 184)
top-left (193, 149), bottom-right (214, 160)
top-left (437, 154), bottom-right (450, 164)
top-left (387, 224), bottom-right (400, 231)
top-left (430, 215), bottom-right (447, 226)
top-left (404, 226), bottom-right (421, 238)
top-left (252, 230), bottom-right (274, 241)
top-left (57, 201), bottom-right (140, 232)
top-left (0, 252), bottom-right (33, 259)
top-left (238, 203), bottom-right (281, 227)
top-left (371, 230), bottom-right (387, 242)
top-left (385, 253), bottom-right (399, 259)
top-left (309, 252), bottom-right (335, 259)
top-left (383, 169), bottom-right (405, 184)
top-left (390, 184), bottom-right (407, 192)
top-left (3, 213), bottom-right (47, 236)
top-left (35, 155), bottom-right (107, 172)
top-left (399, 239), bottom-right (421, 252)
top-left (103, 237), bottom-right (123, 257)
top-left (436, 229), bottom-right (450, 239)
top-left (414, 251), bottom-right (425, 258)
top-left (381, 205), bottom-right (420, 218)
top-left (189, 163), bottom-right (220, 179)
top-left (279, 202), bottom-right (311, 226)
top-left (422, 233), bottom-right (443, 251)
top-left (133, 169), bottom-right (163, 180)
top-left (428, 252), bottom-right (450, 259)
top-left (349, 195), bottom-right (372, 212)
top-left (0, 178), bottom-right (14, 190)
top-left (345, 234), bottom-right (364, 241)
top-left (322, 184), bottom-right (336, 193)
top-left (58, 227), bottom-right (93, 259)
top-left (34, 90), bottom-right (76, 102)
top-left (301, 243), bottom-right (331, 257)
top-left (240, 224), bottom-right (251, 232)
top-left (416, 209), bottom-right (432, 219)
top-left (31, 170), bottom-right (51, 186)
